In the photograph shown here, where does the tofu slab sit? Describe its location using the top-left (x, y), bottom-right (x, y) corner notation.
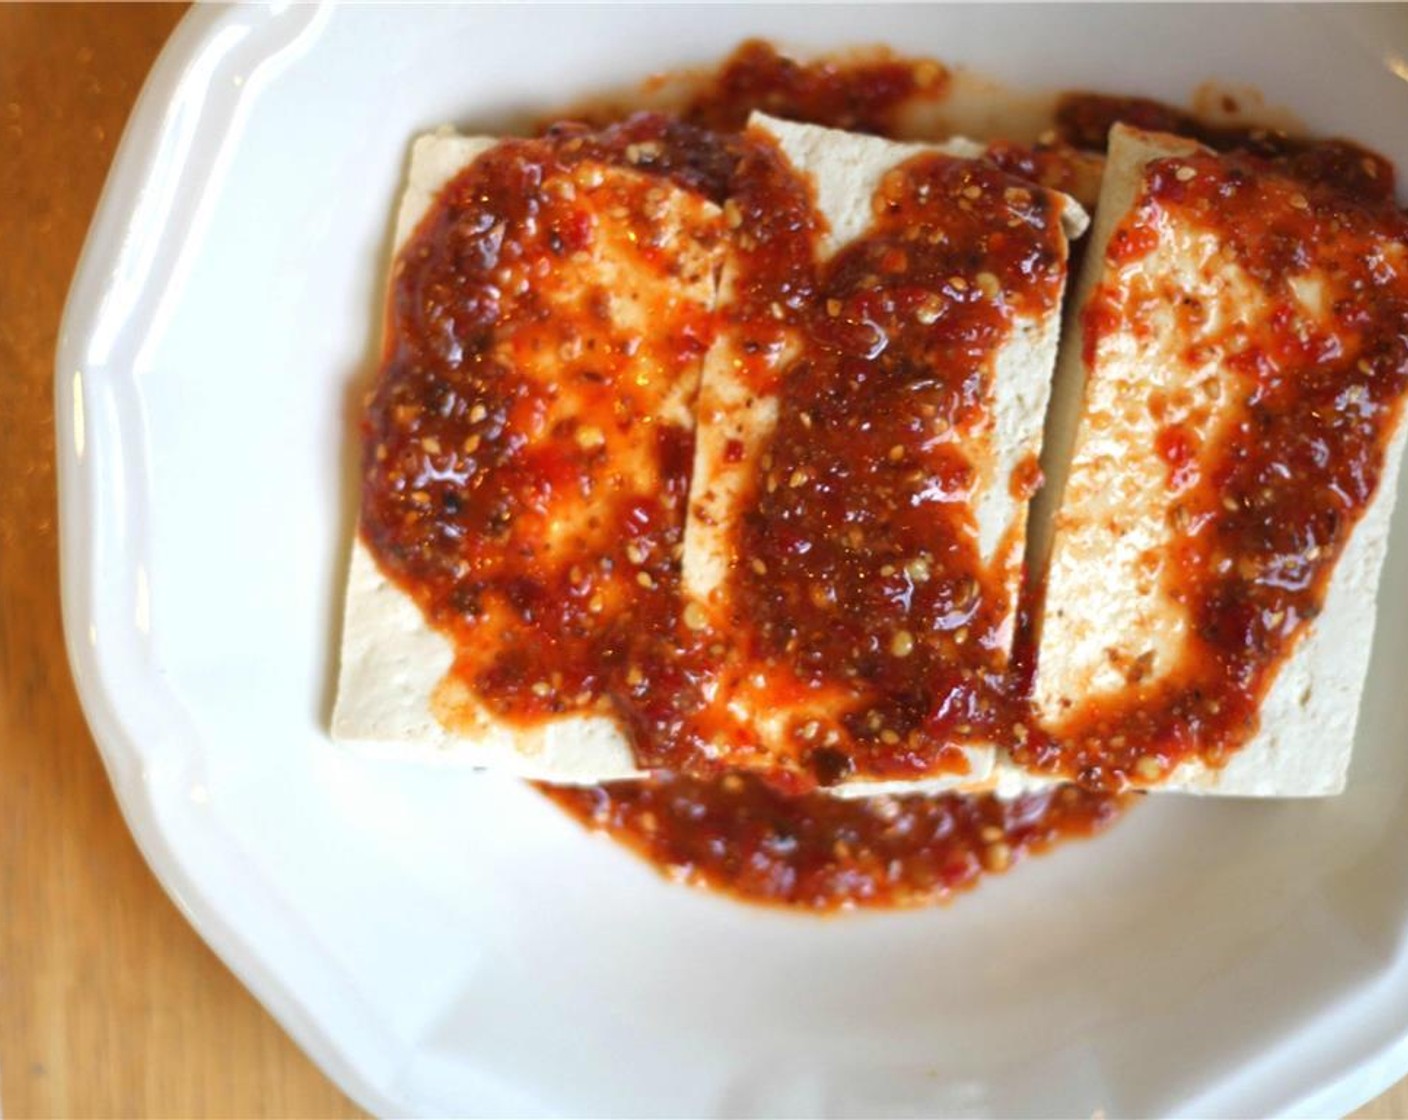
top-left (1030, 124), bottom-right (1408, 795)
top-left (683, 114), bottom-right (1088, 796)
top-left (333, 131), bottom-right (722, 783)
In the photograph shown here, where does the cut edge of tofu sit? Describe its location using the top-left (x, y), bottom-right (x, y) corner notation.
top-left (1023, 123), bottom-right (1408, 797)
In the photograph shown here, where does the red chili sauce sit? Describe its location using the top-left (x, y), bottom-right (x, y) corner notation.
top-left (360, 41), bottom-right (1406, 909)
top-left (546, 775), bottom-right (1120, 911)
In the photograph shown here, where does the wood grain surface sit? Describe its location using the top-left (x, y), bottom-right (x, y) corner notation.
top-left (0, 5), bottom-right (1403, 1118)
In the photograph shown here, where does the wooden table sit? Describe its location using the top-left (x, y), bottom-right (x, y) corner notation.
top-left (0, 5), bottom-right (1403, 1116)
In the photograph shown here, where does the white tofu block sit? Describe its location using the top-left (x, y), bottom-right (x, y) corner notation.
top-left (332, 131), bottom-right (721, 783)
top-left (683, 114), bottom-right (1088, 797)
top-left (1029, 124), bottom-right (1408, 796)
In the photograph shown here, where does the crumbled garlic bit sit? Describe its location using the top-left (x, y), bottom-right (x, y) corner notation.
top-left (904, 557), bottom-right (931, 583)
top-left (962, 184), bottom-right (982, 200)
top-left (723, 198), bottom-right (743, 229)
top-left (576, 424), bottom-right (605, 450)
top-left (980, 825), bottom-right (1004, 844)
top-left (625, 665), bottom-right (644, 687)
top-left (626, 542), bottom-right (647, 564)
top-left (1004, 186), bottom-right (1031, 206)
top-left (531, 681), bottom-right (553, 698)
top-left (975, 272), bottom-right (1000, 299)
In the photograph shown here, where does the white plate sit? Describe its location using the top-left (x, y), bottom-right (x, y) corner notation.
top-left (56, 4), bottom-right (1408, 1116)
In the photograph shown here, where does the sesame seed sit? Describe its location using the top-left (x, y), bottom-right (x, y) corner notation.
top-left (1289, 192), bottom-right (1310, 210)
top-left (1175, 165), bottom-right (1196, 182)
top-left (463, 434), bottom-right (481, 453)
top-left (625, 666), bottom-right (644, 687)
top-left (888, 444), bottom-right (905, 461)
top-left (531, 681), bottom-right (553, 698)
top-left (983, 842), bottom-right (1012, 872)
top-left (789, 469), bottom-right (807, 488)
top-left (723, 199), bottom-right (743, 229)
top-left (682, 601), bottom-right (708, 630)
top-left (750, 558), bottom-right (768, 575)
top-left (890, 630), bottom-right (915, 657)
top-left (880, 729), bottom-right (901, 745)
top-left (975, 272), bottom-right (1000, 299)
top-left (949, 276), bottom-right (968, 292)
top-left (827, 298), bottom-right (842, 317)
top-left (1135, 755), bottom-right (1163, 782)
top-left (576, 425), bottom-right (605, 450)
top-left (914, 61), bottom-right (942, 87)
top-left (905, 557), bottom-right (931, 583)
top-left (962, 184), bottom-right (982, 200)
top-left (636, 571), bottom-right (655, 589)
top-left (421, 436), bottom-right (441, 455)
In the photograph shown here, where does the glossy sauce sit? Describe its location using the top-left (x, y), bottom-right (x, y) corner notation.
top-left (547, 774), bottom-right (1122, 910)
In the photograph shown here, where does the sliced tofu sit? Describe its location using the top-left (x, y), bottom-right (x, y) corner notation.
top-left (683, 114), bottom-right (1088, 796)
top-left (1029, 124), bottom-right (1408, 795)
top-left (333, 131), bottom-right (722, 783)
